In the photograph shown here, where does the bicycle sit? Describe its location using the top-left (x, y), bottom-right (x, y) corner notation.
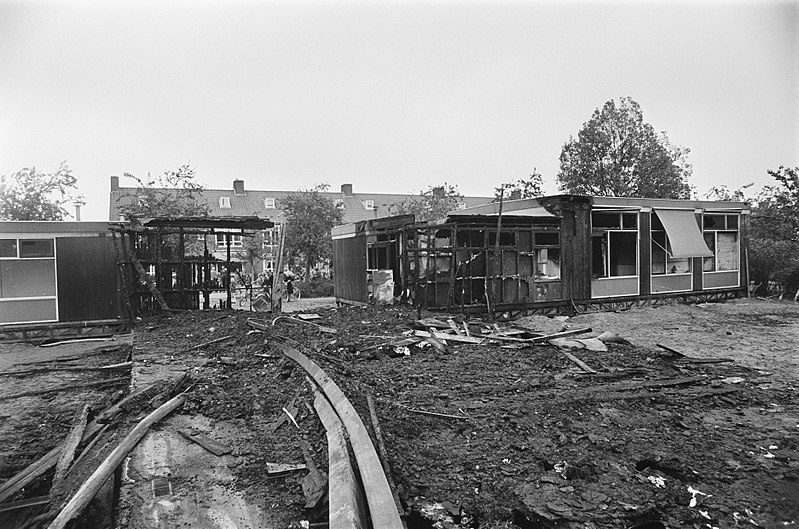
top-left (282, 284), bottom-right (302, 302)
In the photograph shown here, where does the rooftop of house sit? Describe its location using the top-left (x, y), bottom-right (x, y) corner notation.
top-left (109, 177), bottom-right (495, 225)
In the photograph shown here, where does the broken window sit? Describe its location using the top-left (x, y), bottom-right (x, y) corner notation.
top-left (534, 232), bottom-right (560, 279)
top-left (592, 231), bottom-right (637, 278)
top-left (592, 212), bottom-right (638, 230)
top-left (651, 231), bottom-right (691, 275)
top-left (702, 214), bottom-right (739, 272)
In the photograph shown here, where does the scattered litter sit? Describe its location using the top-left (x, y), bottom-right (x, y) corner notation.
top-left (597, 331), bottom-right (630, 345)
top-left (720, 377), bottom-right (745, 384)
top-left (266, 462), bottom-right (307, 475)
top-left (687, 485), bottom-right (710, 507)
top-left (647, 475), bottom-right (666, 488)
top-left (178, 430), bottom-right (233, 456)
top-left (295, 313), bottom-right (322, 320)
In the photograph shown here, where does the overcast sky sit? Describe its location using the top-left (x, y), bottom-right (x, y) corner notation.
top-left (1, 0), bottom-right (796, 221)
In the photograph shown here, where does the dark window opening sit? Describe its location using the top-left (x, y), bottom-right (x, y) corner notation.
top-left (19, 239), bottom-right (55, 258)
top-left (488, 231), bottom-right (516, 246)
top-left (534, 232), bottom-right (559, 246)
top-left (609, 232), bottom-right (637, 276)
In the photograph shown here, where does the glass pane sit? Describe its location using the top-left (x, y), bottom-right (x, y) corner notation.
top-left (622, 213), bottom-right (638, 229)
top-left (1, 260), bottom-right (56, 298)
top-left (593, 212), bottom-right (621, 229)
top-left (717, 233), bottom-right (739, 270)
top-left (651, 232), bottom-right (666, 275)
top-left (591, 236), bottom-right (608, 278)
top-left (703, 233), bottom-right (716, 271)
top-left (703, 215), bottom-right (725, 230)
top-left (19, 239), bottom-right (54, 258)
top-left (609, 232), bottom-right (637, 277)
top-left (666, 257), bottom-right (691, 274)
top-left (726, 215), bottom-right (738, 230)
top-left (0, 240), bottom-right (17, 258)
top-left (535, 232), bottom-right (559, 246)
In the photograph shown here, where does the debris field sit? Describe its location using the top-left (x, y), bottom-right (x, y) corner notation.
top-left (0, 298), bottom-right (797, 529)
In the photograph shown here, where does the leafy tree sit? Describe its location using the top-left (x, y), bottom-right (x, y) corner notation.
top-left (558, 97), bottom-right (692, 199)
top-left (235, 232), bottom-right (265, 276)
top-left (282, 184), bottom-right (344, 278)
top-left (495, 169), bottom-right (544, 201)
top-left (117, 163), bottom-right (210, 218)
top-left (0, 162), bottom-right (84, 220)
top-left (748, 166), bottom-right (799, 296)
top-left (389, 183), bottom-right (464, 222)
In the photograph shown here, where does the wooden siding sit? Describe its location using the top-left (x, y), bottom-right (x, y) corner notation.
top-left (56, 236), bottom-right (122, 322)
top-left (334, 235), bottom-right (368, 303)
top-left (560, 205), bottom-right (591, 300)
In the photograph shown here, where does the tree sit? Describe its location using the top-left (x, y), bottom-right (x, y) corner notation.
top-left (0, 162), bottom-right (84, 220)
top-left (495, 169), bottom-right (544, 201)
top-left (389, 183), bottom-right (464, 222)
top-left (748, 166), bottom-right (799, 296)
top-left (234, 232), bottom-right (265, 277)
top-left (282, 184), bottom-right (344, 278)
top-left (557, 97), bottom-right (692, 199)
top-left (117, 163), bottom-right (210, 218)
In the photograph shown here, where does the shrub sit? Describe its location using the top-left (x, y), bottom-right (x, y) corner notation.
top-left (296, 277), bottom-right (334, 298)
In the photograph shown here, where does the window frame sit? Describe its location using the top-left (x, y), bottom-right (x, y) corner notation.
top-left (219, 197), bottom-right (231, 209)
top-left (264, 198), bottom-right (276, 209)
top-left (215, 233), bottom-right (243, 248)
top-left (0, 237), bottom-right (59, 324)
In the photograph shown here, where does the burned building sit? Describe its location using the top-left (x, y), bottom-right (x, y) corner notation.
top-left (331, 195), bottom-right (748, 314)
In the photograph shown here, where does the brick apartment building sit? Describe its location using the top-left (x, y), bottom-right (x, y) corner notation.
top-left (109, 177), bottom-right (493, 274)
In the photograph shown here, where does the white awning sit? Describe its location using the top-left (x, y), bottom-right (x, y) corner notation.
top-left (654, 209), bottom-right (713, 258)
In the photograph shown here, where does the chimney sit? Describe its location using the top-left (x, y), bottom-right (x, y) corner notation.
top-left (341, 183), bottom-right (353, 197)
top-left (110, 176), bottom-right (119, 192)
top-left (432, 186), bottom-right (445, 199)
top-left (233, 179), bottom-right (245, 195)
top-left (74, 203), bottom-right (81, 221)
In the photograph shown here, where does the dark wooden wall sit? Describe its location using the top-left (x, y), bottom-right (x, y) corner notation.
top-left (560, 203), bottom-right (592, 300)
top-left (56, 236), bottom-right (123, 322)
top-left (333, 235), bottom-right (368, 303)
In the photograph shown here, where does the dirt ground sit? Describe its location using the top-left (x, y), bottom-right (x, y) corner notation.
top-left (0, 297), bottom-right (797, 529)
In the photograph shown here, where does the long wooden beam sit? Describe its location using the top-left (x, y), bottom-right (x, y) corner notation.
top-left (312, 389), bottom-right (367, 529)
top-left (47, 395), bottom-right (185, 529)
top-left (279, 344), bottom-right (403, 529)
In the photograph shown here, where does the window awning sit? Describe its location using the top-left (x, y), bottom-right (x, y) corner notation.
top-left (654, 209), bottom-right (713, 258)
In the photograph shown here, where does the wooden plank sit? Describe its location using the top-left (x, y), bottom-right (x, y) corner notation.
top-left (178, 430), bottom-right (232, 456)
top-left (560, 351), bottom-right (598, 374)
top-left (53, 404), bottom-right (90, 484)
top-left (412, 330), bottom-right (484, 344)
top-left (0, 495), bottom-right (50, 513)
top-left (531, 327), bottom-right (592, 343)
top-left (187, 335), bottom-right (234, 351)
top-left (367, 396), bottom-right (405, 523)
top-left (656, 343), bottom-right (686, 357)
top-left (0, 376), bottom-right (129, 402)
top-left (47, 395), bottom-right (185, 529)
top-left (313, 388), bottom-right (367, 529)
top-left (280, 344), bottom-right (403, 529)
top-left (265, 463), bottom-right (307, 475)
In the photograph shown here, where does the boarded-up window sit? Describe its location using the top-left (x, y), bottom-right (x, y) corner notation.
top-left (716, 233), bottom-right (739, 270)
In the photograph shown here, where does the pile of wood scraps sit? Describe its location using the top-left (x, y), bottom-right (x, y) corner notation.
top-left (0, 376), bottom-right (189, 529)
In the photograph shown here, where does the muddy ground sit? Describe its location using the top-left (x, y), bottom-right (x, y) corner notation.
top-left (0, 298), bottom-right (797, 528)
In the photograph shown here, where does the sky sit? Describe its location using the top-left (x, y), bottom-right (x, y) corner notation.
top-left (0, 0), bottom-right (796, 221)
